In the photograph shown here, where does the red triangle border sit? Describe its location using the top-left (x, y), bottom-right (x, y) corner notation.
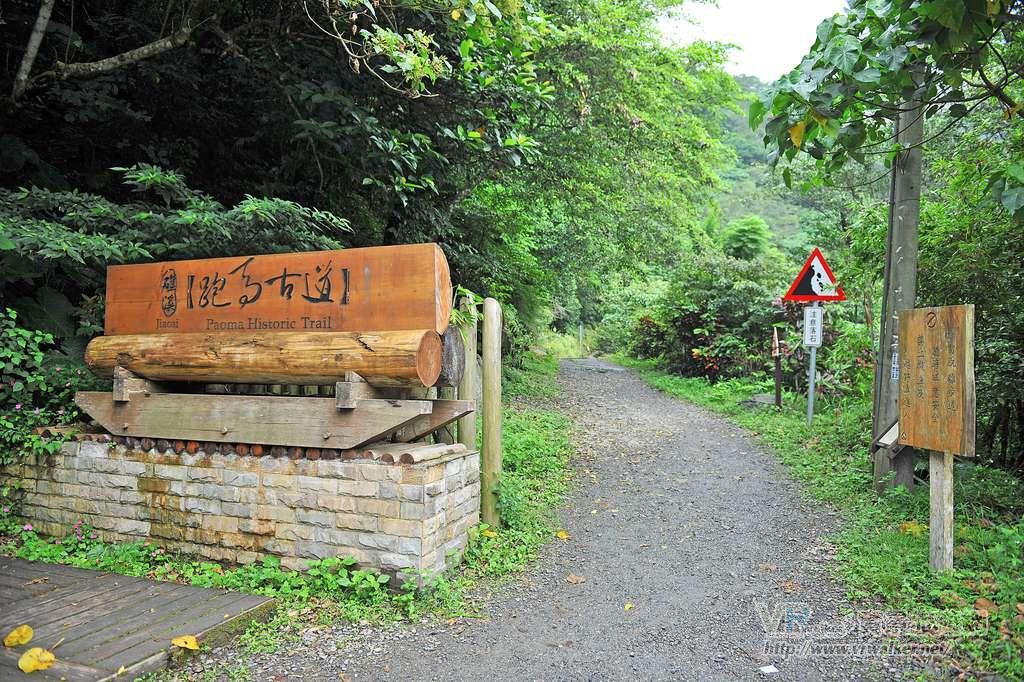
top-left (783, 247), bottom-right (847, 302)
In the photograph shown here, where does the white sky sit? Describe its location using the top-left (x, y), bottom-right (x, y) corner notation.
top-left (659, 1), bottom-right (847, 83)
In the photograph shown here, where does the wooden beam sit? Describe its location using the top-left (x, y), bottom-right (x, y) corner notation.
top-left (86, 329), bottom-right (443, 388)
top-left (392, 399), bottom-right (474, 443)
top-left (75, 392), bottom-right (431, 450)
top-left (481, 297), bottom-right (502, 528)
top-left (112, 366), bottom-right (166, 402)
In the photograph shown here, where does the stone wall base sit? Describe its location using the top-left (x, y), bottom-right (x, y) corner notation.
top-left (7, 441), bottom-right (481, 574)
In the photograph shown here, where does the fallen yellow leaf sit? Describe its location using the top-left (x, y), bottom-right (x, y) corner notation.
top-left (451, 8), bottom-right (461, 20)
top-left (788, 121), bottom-right (806, 149)
top-left (624, 602), bottom-right (634, 611)
top-left (18, 647), bottom-right (55, 673)
top-left (3, 624), bottom-right (32, 648)
top-left (554, 530), bottom-right (570, 540)
top-left (899, 521), bottom-right (925, 537)
top-left (170, 635), bottom-right (199, 650)
top-left (116, 665), bottom-right (127, 677)
top-left (481, 529), bottom-right (498, 538)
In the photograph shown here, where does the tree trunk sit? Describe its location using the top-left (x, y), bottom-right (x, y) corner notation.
top-left (11, 0), bottom-right (55, 100)
top-left (85, 330), bottom-right (443, 387)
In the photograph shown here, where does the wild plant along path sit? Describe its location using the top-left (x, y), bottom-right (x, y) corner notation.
top-left (333, 358), bottom-right (909, 681)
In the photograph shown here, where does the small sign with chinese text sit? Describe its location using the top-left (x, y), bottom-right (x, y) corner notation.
top-left (897, 305), bottom-right (975, 456)
top-left (803, 307), bottom-right (823, 348)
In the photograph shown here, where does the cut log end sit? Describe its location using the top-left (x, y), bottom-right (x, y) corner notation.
top-left (416, 330), bottom-right (443, 387)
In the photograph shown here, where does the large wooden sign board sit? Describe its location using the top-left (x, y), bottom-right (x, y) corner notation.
top-left (104, 243), bottom-right (452, 335)
top-left (897, 305), bottom-right (975, 456)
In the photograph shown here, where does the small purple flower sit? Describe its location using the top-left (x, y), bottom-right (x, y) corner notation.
top-left (33, 407), bottom-right (40, 415)
top-left (22, 523), bottom-right (32, 532)
top-left (2, 506), bottom-right (9, 513)
top-left (89, 533), bottom-right (97, 539)
top-left (14, 404), bottom-right (21, 410)
top-left (55, 367), bottom-right (62, 372)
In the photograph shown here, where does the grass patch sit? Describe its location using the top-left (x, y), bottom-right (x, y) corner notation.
top-left (613, 354), bottom-right (1024, 680)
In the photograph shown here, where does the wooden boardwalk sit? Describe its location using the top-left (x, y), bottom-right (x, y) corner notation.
top-left (0, 557), bottom-right (273, 681)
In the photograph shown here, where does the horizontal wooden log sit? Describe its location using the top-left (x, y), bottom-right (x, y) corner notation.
top-left (360, 442), bottom-right (468, 464)
top-left (85, 330), bottom-right (443, 388)
top-left (75, 392), bottom-right (433, 450)
top-left (104, 243), bottom-right (452, 335)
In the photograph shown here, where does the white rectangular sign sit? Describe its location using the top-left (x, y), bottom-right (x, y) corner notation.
top-left (803, 306), bottom-right (823, 348)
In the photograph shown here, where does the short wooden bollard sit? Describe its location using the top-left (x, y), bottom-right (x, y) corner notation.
top-left (929, 451), bottom-right (954, 571)
top-left (457, 297), bottom-right (478, 452)
top-left (481, 297), bottom-right (503, 527)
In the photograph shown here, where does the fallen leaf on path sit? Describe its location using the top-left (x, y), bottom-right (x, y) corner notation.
top-left (565, 573), bottom-right (586, 585)
top-left (975, 598), bottom-right (997, 618)
top-left (18, 647), bottom-right (55, 672)
top-left (4, 624), bottom-right (32, 648)
top-left (116, 665), bottom-right (127, 677)
top-left (779, 580), bottom-right (800, 594)
top-left (23, 577), bottom-right (47, 586)
top-left (554, 530), bottom-right (570, 540)
top-left (624, 603), bottom-right (634, 611)
top-left (758, 563), bottom-right (777, 572)
top-left (170, 635), bottom-right (199, 650)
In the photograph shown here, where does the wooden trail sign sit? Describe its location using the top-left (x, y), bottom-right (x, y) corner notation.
top-left (103, 243), bottom-right (452, 336)
top-left (897, 305), bottom-right (975, 456)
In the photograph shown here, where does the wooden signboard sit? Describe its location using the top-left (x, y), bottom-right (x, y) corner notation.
top-left (103, 243), bottom-right (452, 335)
top-left (897, 305), bottom-right (975, 456)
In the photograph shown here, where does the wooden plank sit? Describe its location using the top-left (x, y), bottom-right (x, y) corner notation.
top-left (929, 451), bottom-right (954, 570)
top-left (112, 366), bottom-right (167, 402)
top-left (0, 647), bottom-right (105, 682)
top-left (103, 243), bottom-right (452, 335)
top-left (98, 597), bottom-right (274, 680)
top-left (897, 305), bottom-right (975, 456)
top-left (48, 586), bottom-right (209, 657)
top-left (84, 592), bottom-right (267, 665)
top-left (334, 380), bottom-right (407, 409)
top-left (86, 329), bottom-right (444, 388)
top-left (481, 298), bottom-right (503, 528)
top-left (75, 392), bottom-right (432, 449)
top-left (392, 400), bottom-right (474, 443)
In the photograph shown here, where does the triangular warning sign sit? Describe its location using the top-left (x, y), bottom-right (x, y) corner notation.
top-left (783, 248), bottom-right (846, 302)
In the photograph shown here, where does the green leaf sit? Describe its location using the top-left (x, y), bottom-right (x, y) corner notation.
top-left (825, 35), bottom-right (861, 73)
top-left (782, 167), bottom-right (793, 189)
top-left (483, 0), bottom-right (502, 19)
top-left (919, 0), bottom-right (965, 30)
top-left (852, 67), bottom-right (881, 83)
top-left (0, 235), bottom-right (15, 250)
top-left (747, 99), bottom-right (767, 130)
top-left (999, 185), bottom-right (1024, 215)
top-left (459, 39), bottom-right (474, 60)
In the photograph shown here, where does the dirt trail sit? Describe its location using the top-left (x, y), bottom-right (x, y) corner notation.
top-left (194, 358), bottom-right (916, 680)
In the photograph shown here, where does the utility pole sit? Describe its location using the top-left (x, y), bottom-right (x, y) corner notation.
top-left (872, 99), bottom-right (922, 492)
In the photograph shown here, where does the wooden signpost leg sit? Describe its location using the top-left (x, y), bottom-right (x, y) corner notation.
top-left (481, 297), bottom-right (503, 528)
top-left (929, 451), bottom-right (954, 571)
top-left (457, 296), bottom-right (478, 451)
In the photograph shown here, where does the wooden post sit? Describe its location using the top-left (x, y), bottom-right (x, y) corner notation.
top-left (929, 451), bottom-right (954, 571)
top-left (772, 328), bottom-right (782, 409)
top-left (872, 99), bottom-right (923, 491)
top-left (480, 297), bottom-right (502, 527)
top-left (457, 297), bottom-right (478, 451)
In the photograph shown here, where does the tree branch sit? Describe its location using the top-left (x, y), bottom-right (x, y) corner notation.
top-left (52, 20), bottom-right (206, 80)
top-left (11, 0), bottom-right (56, 101)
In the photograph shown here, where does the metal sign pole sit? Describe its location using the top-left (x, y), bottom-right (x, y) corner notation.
top-left (806, 302), bottom-right (819, 425)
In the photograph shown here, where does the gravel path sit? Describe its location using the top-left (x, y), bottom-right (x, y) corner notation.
top-left (187, 358), bottom-right (922, 681)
